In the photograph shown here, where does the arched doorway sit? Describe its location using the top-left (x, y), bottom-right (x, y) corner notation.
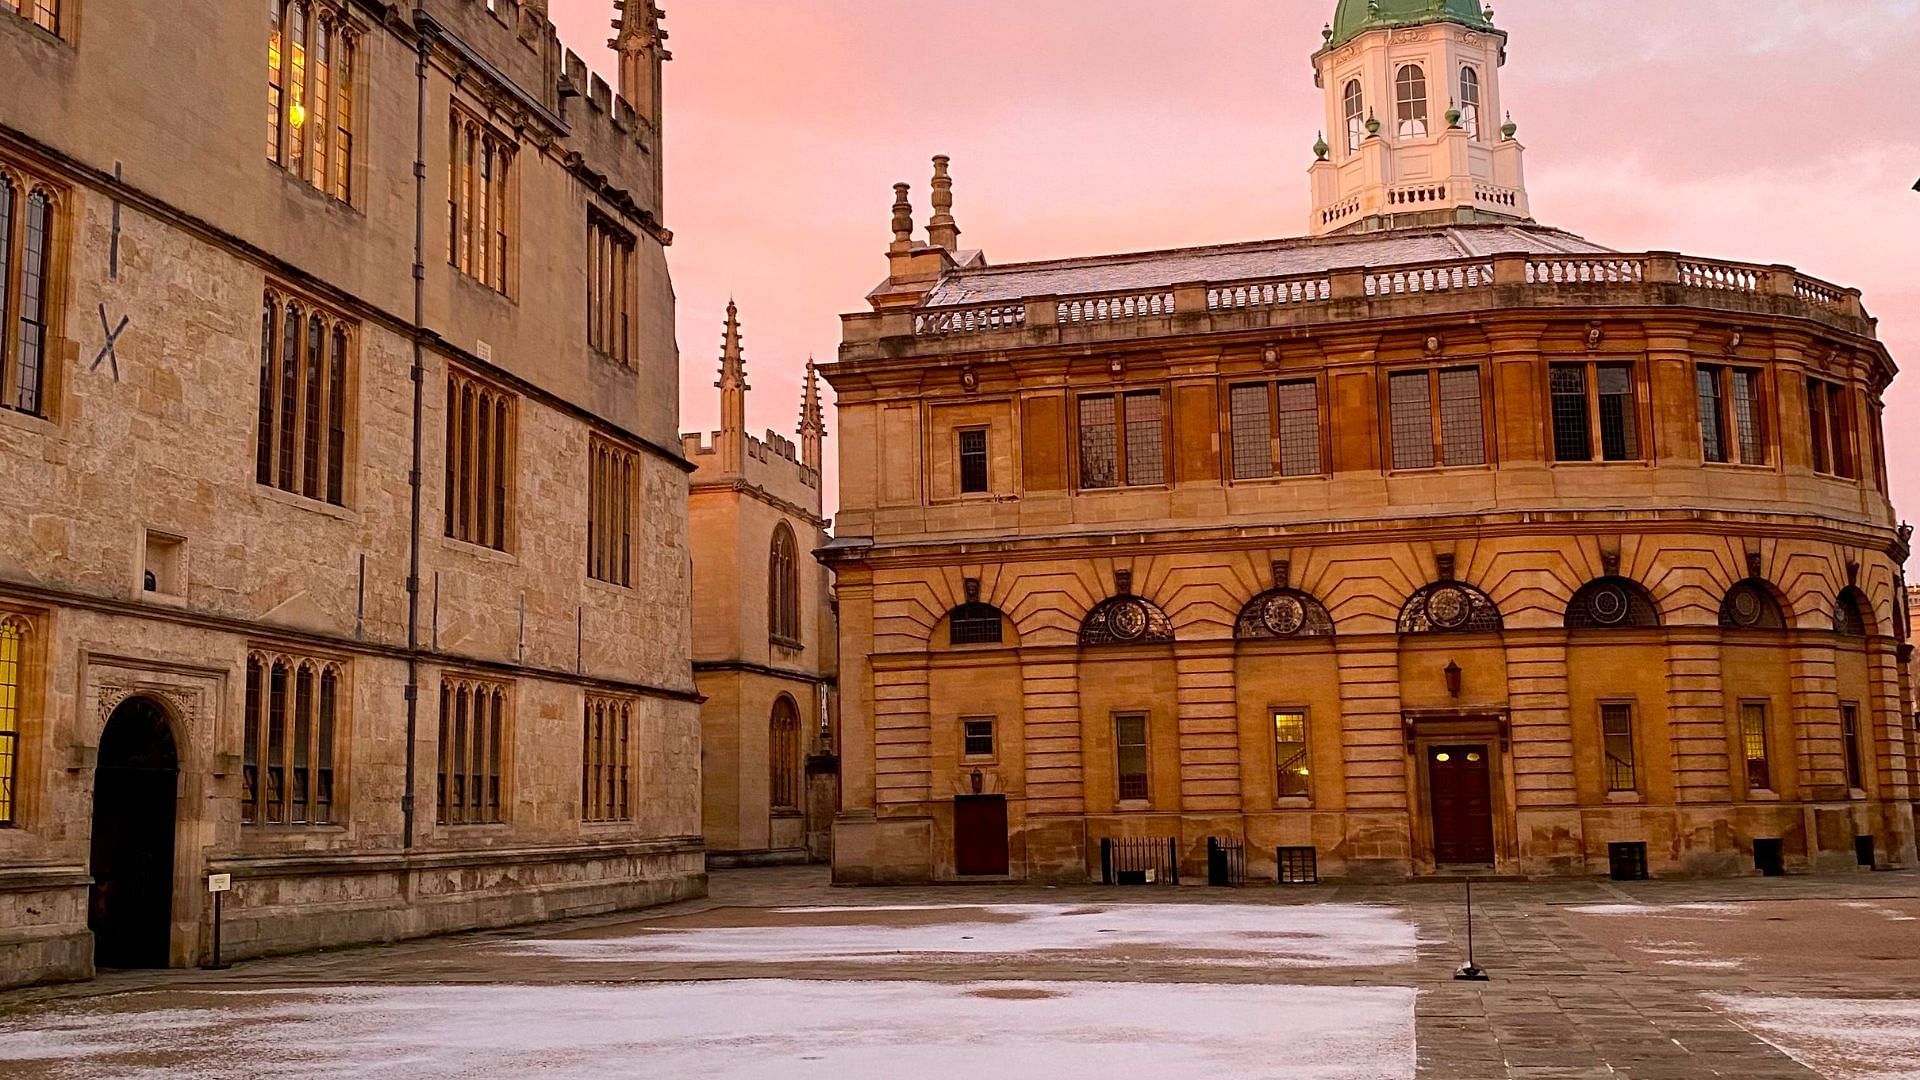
top-left (89, 695), bottom-right (179, 969)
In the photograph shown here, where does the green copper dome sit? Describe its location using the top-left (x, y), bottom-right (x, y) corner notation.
top-left (1327, 0), bottom-right (1494, 49)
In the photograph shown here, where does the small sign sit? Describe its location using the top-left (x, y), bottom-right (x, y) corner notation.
top-left (476, 339), bottom-right (494, 363)
top-left (207, 873), bottom-right (232, 894)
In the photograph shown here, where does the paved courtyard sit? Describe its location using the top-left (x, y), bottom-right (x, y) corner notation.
top-left (1, 867), bottom-right (1917, 1079)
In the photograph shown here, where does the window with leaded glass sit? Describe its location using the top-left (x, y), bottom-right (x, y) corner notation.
top-left (962, 718), bottom-right (995, 759)
top-left (1230, 380), bottom-right (1321, 480)
top-left (2, 0), bottom-right (62, 35)
top-left (1741, 701), bottom-right (1772, 792)
top-left (1343, 79), bottom-right (1366, 152)
top-left (769, 695), bottom-right (800, 810)
top-left (1115, 712), bottom-right (1149, 802)
top-left (0, 166), bottom-right (57, 418)
top-left (444, 369), bottom-right (514, 550)
top-left (449, 107), bottom-right (514, 293)
top-left (582, 695), bottom-right (632, 822)
top-left (1390, 366), bottom-right (1485, 470)
top-left (0, 614), bottom-right (27, 825)
top-left (1842, 703), bottom-right (1864, 792)
top-left (1273, 710), bottom-right (1309, 799)
top-left (1698, 364), bottom-right (1768, 466)
top-left (1395, 65), bottom-right (1428, 138)
top-left (769, 523), bottom-right (801, 644)
top-left (265, 1), bottom-right (357, 202)
top-left (257, 288), bottom-right (352, 505)
top-left (587, 211), bottom-right (636, 365)
top-left (1806, 377), bottom-right (1856, 479)
top-left (1550, 361), bottom-right (1640, 463)
top-left (588, 438), bottom-right (636, 587)
top-left (958, 428), bottom-right (989, 493)
top-left (1077, 391), bottom-right (1165, 489)
top-left (243, 650), bottom-right (342, 826)
top-left (1459, 66), bottom-right (1482, 140)
top-left (1601, 703), bottom-right (1635, 793)
top-left (437, 676), bottom-right (508, 825)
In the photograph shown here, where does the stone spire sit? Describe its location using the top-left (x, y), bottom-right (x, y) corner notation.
top-left (716, 300), bottom-right (747, 470)
top-left (798, 358), bottom-right (826, 473)
top-left (927, 155), bottom-right (961, 251)
top-left (611, 1), bottom-right (670, 206)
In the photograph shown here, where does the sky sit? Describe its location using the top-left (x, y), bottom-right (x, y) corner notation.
top-left (550, 0), bottom-right (1920, 525)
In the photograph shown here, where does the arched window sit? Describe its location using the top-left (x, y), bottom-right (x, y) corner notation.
top-left (243, 650), bottom-right (343, 826)
top-left (1719, 580), bottom-right (1787, 630)
top-left (1565, 578), bottom-right (1661, 629)
top-left (1343, 79), bottom-right (1366, 151)
top-left (769, 695), bottom-right (800, 811)
top-left (1395, 65), bottom-right (1428, 138)
top-left (949, 603), bottom-right (1006, 646)
top-left (769, 523), bottom-right (801, 644)
top-left (1459, 66), bottom-right (1482, 139)
top-left (1400, 580), bottom-right (1502, 634)
top-left (1235, 588), bottom-right (1335, 640)
top-left (1080, 593), bottom-right (1175, 646)
top-left (1834, 588), bottom-right (1873, 638)
top-left (2, 187), bottom-right (54, 417)
top-left (0, 614), bottom-right (28, 825)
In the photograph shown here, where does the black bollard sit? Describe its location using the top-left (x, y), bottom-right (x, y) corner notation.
top-left (1454, 879), bottom-right (1489, 981)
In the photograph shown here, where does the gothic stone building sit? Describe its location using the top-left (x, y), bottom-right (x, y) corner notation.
top-left (686, 303), bottom-right (838, 865)
top-left (822, 0), bottom-right (1915, 885)
top-left (0, 0), bottom-right (702, 987)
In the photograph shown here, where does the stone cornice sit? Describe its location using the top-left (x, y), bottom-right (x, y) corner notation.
top-left (687, 478), bottom-right (829, 529)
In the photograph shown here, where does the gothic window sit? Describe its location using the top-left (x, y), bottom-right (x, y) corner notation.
top-left (1343, 79), bottom-right (1366, 151)
top-left (1390, 367), bottom-right (1486, 470)
top-left (588, 438), bottom-right (636, 587)
top-left (948, 603), bottom-right (1006, 646)
top-left (1077, 390), bottom-right (1166, 489)
top-left (1234, 588), bottom-right (1334, 640)
top-left (1273, 710), bottom-right (1309, 799)
top-left (255, 289), bottom-right (352, 506)
top-left (1459, 66), bottom-right (1482, 139)
top-left (581, 695), bottom-right (633, 823)
top-left (769, 695), bottom-right (800, 810)
top-left (1399, 580), bottom-right (1503, 634)
top-left (266, 0), bottom-right (357, 201)
top-left (437, 676), bottom-right (508, 825)
top-left (0, 170), bottom-right (56, 418)
top-left (3, 0), bottom-right (61, 35)
top-left (1719, 580), bottom-right (1787, 630)
top-left (587, 211), bottom-right (636, 365)
top-left (1395, 64), bottom-right (1428, 138)
top-left (1601, 703), bottom-right (1636, 793)
top-left (1230, 379), bottom-right (1321, 480)
top-left (1565, 577), bottom-right (1661, 629)
top-left (1806, 377), bottom-right (1857, 480)
top-left (1114, 712), bottom-right (1150, 801)
top-left (243, 650), bottom-right (343, 826)
top-left (444, 369), bottom-right (514, 550)
top-left (1834, 588), bottom-right (1872, 638)
top-left (1698, 363), bottom-right (1768, 466)
top-left (0, 614), bottom-right (27, 825)
top-left (769, 523), bottom-right (802, 644)
top-left (1740, 701), bottom-right (1772, 792)
top-left (1081, 591), bottom-right (1176, 647)
top-left (1550, 361), bottom-right (1640, 462)
top-left (449, 109), bottom-right (513, 293)
top-left (958, 428), bottom-right (989, 493)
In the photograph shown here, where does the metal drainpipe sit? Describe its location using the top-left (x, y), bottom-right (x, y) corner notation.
top-left (402, 12), bottom-right (433, 850)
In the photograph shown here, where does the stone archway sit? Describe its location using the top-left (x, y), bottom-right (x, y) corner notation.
top-left (89, 695), bottom-right (180, 969)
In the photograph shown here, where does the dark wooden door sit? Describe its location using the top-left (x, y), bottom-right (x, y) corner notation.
top-left (89, 697), bottom-right (179, 969)
top-left (954, 795), bottom-right (1009, 876)
top-left (1429, 744), bottom-right (1495, 865)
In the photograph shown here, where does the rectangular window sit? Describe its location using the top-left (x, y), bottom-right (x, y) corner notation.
top-left (1231, 380), bottom-right (1321, 480)
top-left (587, 438), bottom-right (636, 587)
top-left (1115, 712), bottom-right (1149, 802)
top-left (1731, 369), bottom-right (1764, 465)
top-left (1228, 384), bottom-right (1272, 481)
top-left (1273, 709), bottom-right (1309, 799)
top-left (958, 428), bottom-right (989, 494)
top-left (1699, 364), bottom-right (1768, 467)
top-left (1741, 702), bottom-right (1772, 792)
top-left (1078, 391), bottom-right (1166, 490)
top-left (1552, 362), bottom-right (1641, 463)
top-left (1698, 366), bottom-right (1727, 463)
top-left (0, 614), bottom-right (27, 825)
top-left (438, 677), bottom-right (508, 825)
top-left (1276, 380), bottom-right (1320, 477)
top-left (243, 651), bottom-right (342, 826)
top-left (1807, 377), bottom-right (1857, 480)
top-left (265, 1), bottom-right (357, 202)
top-left (256, 289), bottom-right (353, 506)
top-left (1842, 703), bottom-right (1864, 791)
top-left (0, 170), bottom-right (57, 418)
top-left (5, 0), bottom-right (61, 35)
top-left (1391, 366), bottom-right (1485, 470)
top-left (1596, 364), bottom-right (1639, 461)
top-left (450, 109), bottom-right (513, 293)
top-left (1550, 365), bottom-right (1590, 462)
top-left (1602, 703), bottom-right (1636, 793)
top-left (586, 212), bottom-right (636, 365)
top-left (445, 370), bottom-right (514, 551)
top-left (962, 717), bottom-right (995, 759)
top-left (581, 695), bottom-right (633, 823)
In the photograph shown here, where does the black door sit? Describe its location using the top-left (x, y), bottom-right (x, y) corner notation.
top-left (1429, 744), bottom-right (1495, 865)
top-left (89, 696), bottom-right (179, 969)
top-left (954, 795), bottom-right (1009, 876)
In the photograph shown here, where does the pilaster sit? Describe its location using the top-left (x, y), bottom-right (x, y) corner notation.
top-left (1021, 652), bottom-right (1084, 814)
top-left (1666, 637), bottom-right (1731, 803)
top-left (1174, 649), bottom-right (1241, 812)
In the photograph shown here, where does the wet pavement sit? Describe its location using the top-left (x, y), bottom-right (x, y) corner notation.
top-left (1, 866), bottom-right (1917, 1078)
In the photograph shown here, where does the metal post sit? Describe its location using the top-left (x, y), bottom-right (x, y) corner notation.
top-left (1454, 879), bottom-right (1488, 981)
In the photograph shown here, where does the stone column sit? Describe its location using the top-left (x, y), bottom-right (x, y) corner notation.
top-left (1335, 639), bottom-right (1409, 876)
top-left (1506, 638), bottom-right (1581, 871)
top-left (1867, 639), bottom-right (1918, 867)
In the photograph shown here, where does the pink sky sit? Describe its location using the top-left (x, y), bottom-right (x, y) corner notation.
top-left (552, 0), bottom-right (1920, 529)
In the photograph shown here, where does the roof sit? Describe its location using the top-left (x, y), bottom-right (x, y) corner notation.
top-left (921, 223), bottom-right (1613, 308)
top-left (1329, 0), bottom-right (1495, 49)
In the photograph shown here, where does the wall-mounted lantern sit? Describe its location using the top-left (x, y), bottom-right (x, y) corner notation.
top-left (1444, 660), bottom-right (1463, 700)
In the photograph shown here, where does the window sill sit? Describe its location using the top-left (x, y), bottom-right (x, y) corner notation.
top-left (582, 818), bottom-right (637, 829)
top-left (1604, 790), bottom-right (1642, 804)
top-left (256, 483), bottom-right (356, 521)
top-left (241, 823), bottom-right (348, 834)
top-left (771, 808), bottom-right (803, 819)
top-left (1114, 799), bottom-right (1154, 812)
top-left (584, 575), bottom-right (635, 596)
top-left (0, 13), bottom-right (67, 46)
top-left (1227, 473), bottom-right (1332, 486)
top-left (962, 755), bottom-right (998, 768)
top-left (436, 821), bottom-right (511, 831)
top-left (1745, 789), bottom-right (1781, 802)
top-left (441, 535), bottom-right (518, 564)
top-left (450, 268), bottom-right (513, 305)
top-left (272, 165), bottom-right (361, 216)
top-left (1386, 463), bottom-right (1496, 476)
top-left (1700, 460), bottom-right (1776, 473)
top-left (770, 635), bottom-right (805, 651)
top-left (1547, 459), bottom-right (1650, 468)
top-left (141, 589), bottom-right (189, 609)
top-left (1073, 483), bottom-right (1172, 495)
top-left (1273, 796), bottom-right (1312, 809)
top-left (0, 404), bottom-right (57, 436)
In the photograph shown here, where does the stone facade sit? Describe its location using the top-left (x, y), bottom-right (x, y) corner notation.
top-left (685, 303), bottom-right (838, 866)
top-left (0, 0), bottom-right (703, 988)
top-left (822, 8), bottom-right (1916, 885)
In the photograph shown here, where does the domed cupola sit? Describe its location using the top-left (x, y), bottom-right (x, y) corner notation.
top-left (1307, 0), bottom-right (1531, 235)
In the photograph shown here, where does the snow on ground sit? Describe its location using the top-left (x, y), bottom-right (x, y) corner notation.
top-left (1564, 902), bottom-right (1750, 917)
top-left (515, 901), bottom-right (1417, 968)
top-left (1710, 994), bottom-right (1920, 1080)
top-left (0, 979), bottom-right (1417, 1080)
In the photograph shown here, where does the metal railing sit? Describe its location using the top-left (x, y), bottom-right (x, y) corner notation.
top-left (1099, 836), bottom-right (1179, 885)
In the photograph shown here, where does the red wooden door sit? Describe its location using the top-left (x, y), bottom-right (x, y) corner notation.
top-left (954, 796), bottom-right (1009, 876)
top-left (1429, 744), bottom-right (1495, 865)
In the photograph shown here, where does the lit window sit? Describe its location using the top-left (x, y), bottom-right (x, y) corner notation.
top-left (1115, 712), bottom-right (1149, 802)
top-left (1741, 702), bottom-right (1772, 792)
top-left (0, 614), bottom-right (27, 825)
top-left (243, 651), bottom-right (342, 826)
top-left (1390, 367), bottom-right (1485, 470)
top-left (444, 369), bottom-right (515, 550)
top-left (587, 439), bottom-right (636, 587)
top-left (587, 212), bottom-right (637, 364)
top-left (437, 676), bottom-right (508, 825)
top-left (1273, 710), bottom-right (1309, 798)
top-left (4, 0), bottom-right (62, 35)
top-left (962, 718), bottom-right (995, 759)
top-left (582, 695), bottom-right (633, 822)
top-left (265, 1), bottom-right (357, 201)
top-left (256, 289), bottom-right (353, 505)
top-left (1395, 65), bottom-right (1428, 138)
top-left (958, 428), bottom-right (989, 494)
top-left (1602, 703), bottom-right (1635, 792)
top-left (1698, 364), bottom-right (1769, 466)
top-left (1078, 390), bottom-right (1166, 490)
top-left (1550, 361), bottom-right (1640, 462)
top-left (1459, 67), bottom-right (1482, 139)
top-left (449, 110), bottom-right (514, 293)
top-left (1343, 79), bottom-right (1366, 152)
